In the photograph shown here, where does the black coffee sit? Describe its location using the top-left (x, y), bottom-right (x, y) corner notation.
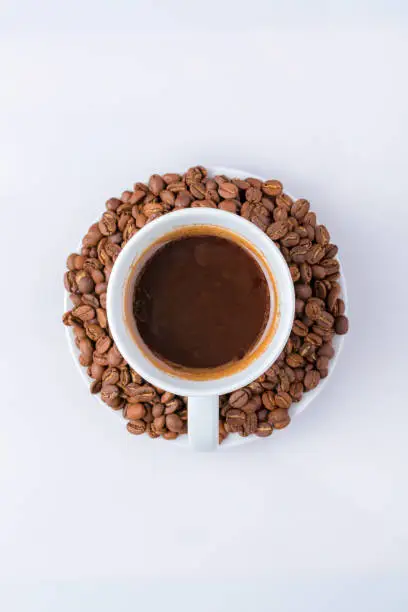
top-left (133, 235), bottom-right (270, 368)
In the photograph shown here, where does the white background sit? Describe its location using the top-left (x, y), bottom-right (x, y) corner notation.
top-left (1, 1), bottom-right (408, 610)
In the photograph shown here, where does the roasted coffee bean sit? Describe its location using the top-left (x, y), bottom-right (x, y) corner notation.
top-left (275, 392), bottom-right (292, 410)
top-left (295, 284), bottom-right (312, 300)
top-left (218, 182), bottom-right (239, 200)
top-left (262, 179), bottom-right (282, 196)
top-left (292, 319), bottom-right (309, 337)
top-left (149, 174), bottom-right (165, 196)
top-left (290, 243), bottom-right (311, 263)
top-left (126, 384), bottom-right (156, 402)
top-left (299, 262), bottom-right (312, 284)
top-left (229, 388), bottom-right (252, 408)
top-left (305, 300), bottom-right (321, 320)
top-left (282, 232), bottom-right (300, 248)
top-left (291, 198), bottom-right (310, 220)
top-left (164, 399), bottom-right (181, 414)
top-left (161, 391), bottom-right (175, 404)
top-left (286, 353), bottom-right (304, 368)
top-left (127, 420), bottom-right (146, 435)
top-left (267, 220), bottom-right (288, 240)
top-left (152, 403), bottom-right (165, 418)
top-left (262, 390), bottom-right (275, 411)
top-left (226, 408), bottom-right (246, 427)
top-left (124, 403), bottom-right (146, 420)
top-left (244, 412), bottom-right (258, 435)
top-left (248, 381), bottom-right (264, 394)
top-left (335, 315), bottom-right (349, 335)
top-left (290, 381), bottom-right (303, 401)
top-left (267, 408), bottom-right (290, 428)
top-left (153, 415), bottom-right (166, 433)
top-left (315, 225), bottom-right (330, 245)
top-left (306, 244), bottom-right (325, 265)
top-left (316, 311), bottom-right (334, 329)
top-left (304, 370), bottom-right (321, 390)
top-left (255, 422), bottom-right (273, 437)
top-left (316, 356), bottom-right (329, 372)
top-left (219, 199), bottom-right (238, 213)
top-left (166, 413), bottom-right (183, 433)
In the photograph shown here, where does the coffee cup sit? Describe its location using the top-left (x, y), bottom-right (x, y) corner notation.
top-left (107, 208), bottom-right (295, 451)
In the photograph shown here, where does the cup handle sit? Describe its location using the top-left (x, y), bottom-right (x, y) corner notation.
top-left (188, 395), bottom-right (219, 451)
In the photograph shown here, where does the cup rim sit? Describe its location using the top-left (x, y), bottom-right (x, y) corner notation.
top-left (107, 208), bottom-right (295, 396)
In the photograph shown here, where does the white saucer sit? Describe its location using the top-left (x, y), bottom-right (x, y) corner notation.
top-left (64, 166), bottom-right (347, 448)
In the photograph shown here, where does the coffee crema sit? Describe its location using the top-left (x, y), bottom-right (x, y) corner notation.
top-left (132, 234), bottom-right (270, 369)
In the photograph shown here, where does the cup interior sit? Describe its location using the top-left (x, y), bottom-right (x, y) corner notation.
top-left (107, 208), bottom-right (295, 397)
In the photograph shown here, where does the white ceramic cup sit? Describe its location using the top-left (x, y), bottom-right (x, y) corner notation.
top-left (107, 208), bottom-right (295, 451)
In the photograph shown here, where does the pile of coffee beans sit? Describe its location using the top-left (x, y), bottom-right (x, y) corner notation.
top-left (63, 167), bottom-right (349, 443)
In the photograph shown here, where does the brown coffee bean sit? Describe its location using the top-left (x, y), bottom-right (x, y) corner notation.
top-left (267, 408), bottom-right (290, 428)
top-left (335, 315), bottom-right (349, 335)
top-left (315, 280), bottom-right (327, 299)
top-left (275, 193), bottom-right (292, 210)
top-left (126, 384), bottom-right (156, 402)
top-left (294, 284), bottom-right (312, 300)
top-left (321, 258), bottom-right (340, 275)
top-left (295, 299), bottom-right (305, 315)
top-left (98, 212), bottom-right (117, 236)
top-left (316, 356), bottom-right (329, 372)
top-left (107, 345), bottom-right (123, 367)
top-left (290, 243), bottom-right (311, 263)
top-left (306, 332), bottom-right (323, 347)
top-left (327, 285), bottom-right (341, 313)
top-left (291, 198), bottom-right (310, 220)
top-left (229, 388), bottom-right (251, 408)
top-left (325, 244), bottom-right (338, 258)
top-left (286, 353), bottom-right (305, 368)
top-left (315, 225), bottom-right (330, 245)
top-left (299, 262), bottom-right (312, 284)
top-left (124, 403), bottom-right (146, 420)
top-left (166, 413), bottom-right (183, 433)
top-left (148, 174), bottom-right (165, 196)
top-left (262, 390), bottom-right (275, 410)
top-left (316, 311), bottom-right (334, 329)
top-left (245, 186), bottom-right (262, 203)
top-left (292, 319), bottom-right (309, 336)
top-left (226, 408), bottom-right (246, 427)
top-left (127, 420), bottom-right (146, 435)
top-left (219, 199), bottom-right (238, 213)
top-left (267, 220), bottom-right (288, 240)
top-left (306, 244), bottom-right (325, 265)
top-left (163, 431), bottom-right (179, 440)
top-left (72, 305), bottom-right (95, 322)
top-left (262, 180), bottom-right (283, 196)
top-left (243, 412), bottom-right (258, 435)
top-left (218, 182), bottom-right (239, 199)
top-left (95, 335), bottom-right (111, 354)
top-left (304, 370), bottom-right (320, 390)
top-left (255, 422), bottom-right (273, 437)
top-left (275, 391), bottom-right (292, 409)
top-left (152, 403), bottom-right (164, 418)
top-left (160, 391), bottom-right (174, 404)
top-left (152, 415), bottom-right (166, 433)
top-left (101, 384), bottom-right (120, 405)
top-left (164, 399), bottom-right (181, 414)
top-left (290, 381), bottom-right (303, 401)
top-left (312, 265), bottom-right (326, 279)
top-left (282, 232), bottom-right (300, 248)
top-left (248, 381), bottom-right (264, 394)
top-left (162, 173), bottom-right (181, 185)
top-left (305, 300), bottom-right (322, 321)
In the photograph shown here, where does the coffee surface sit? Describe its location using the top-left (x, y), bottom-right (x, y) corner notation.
top-left (133, 235), bottom-right (270, 368)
